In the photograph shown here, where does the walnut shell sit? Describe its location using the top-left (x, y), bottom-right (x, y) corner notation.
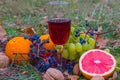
top-left (43, 73), bottom-right (55, 80)
top-left (0, 52), bottom-right (4, 55)
top-left (73, 64), bottom-right (81, 75)
top-left (46, 68), bottom-right (64, 80)
top-left (91, 76), bottom-right (105, 80)
top-left (0, 52), bottom-right (9, 68)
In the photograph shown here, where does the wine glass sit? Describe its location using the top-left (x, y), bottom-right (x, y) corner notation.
top-left (47, 1), bottom-right (71, 66)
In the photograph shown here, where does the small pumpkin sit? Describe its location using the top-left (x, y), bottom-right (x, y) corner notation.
top-left (0, 52), bottom-right (9, 68)
top-left (40, 34), bottom-right (55, 52)
top-left (5, 36), bottom-right (32, 65)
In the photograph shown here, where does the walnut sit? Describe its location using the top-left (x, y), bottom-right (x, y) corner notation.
top-left (73, 64), bottom-right (81, 75)
top-left (43, 68), bottom-right (65, 80)
top-left (91, 76), bottom-right (105, 80)
top-left (0, 52), bottom-right (9, 68)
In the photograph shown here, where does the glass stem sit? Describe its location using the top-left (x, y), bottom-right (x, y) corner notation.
top-left (59, 45), bottom-right (63, 66)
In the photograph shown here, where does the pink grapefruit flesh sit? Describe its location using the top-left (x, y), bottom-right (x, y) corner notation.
top-left (79, 49), bottom-right (116, 79)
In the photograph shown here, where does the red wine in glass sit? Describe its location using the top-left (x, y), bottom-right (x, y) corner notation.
top-left (48, 18), bottom-right (71, 45)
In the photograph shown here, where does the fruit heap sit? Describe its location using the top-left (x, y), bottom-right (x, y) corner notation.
top-left (62, 26), bottom-right (96, 60)
top-left (0, 23), bottom-right (118, 80)
top-left (28, 34), bottom-right (76, 73)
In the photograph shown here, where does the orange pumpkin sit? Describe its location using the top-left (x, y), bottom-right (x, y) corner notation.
top-left (40, 34), bottom-right (55, 52)
top-left (5, 36), bottom-right (32, 65)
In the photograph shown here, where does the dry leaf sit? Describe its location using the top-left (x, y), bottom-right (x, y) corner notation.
top-left (0, 21), bottom-right (4, 25)
top-left (112, 72), bottom-right (117, 80)
top-left (110, 40), bottom-right (120, 47)
top-left (116, 30), bottom-right (120, 37)
top-left (22, 27), bottom-right (36, 36)
top-left (103, 0), bottom-right (109, 4)
top-left (85, 14), bottom-right (96, 22)
top-left (97, 26), bottom-right (102, 33)
top-left (73, 64), bottom-right (81, 75)
top-left (0, 1), bottom-right (4, 5)
top-left (16, 18), bottom-right (23, 25)
top-left (96, 35), bottom-right (109, 48)
top-left (117, 24), bottom-right (120, 29)
top-left (40, 16), bottom-right (48, 25)
top-left (0, 25), bottom-right (6, 36)
top-left (0, 25), bottom-right (7, 42)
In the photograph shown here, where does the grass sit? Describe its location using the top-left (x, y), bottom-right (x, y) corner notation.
top-left (17, 64), bottom-right (42, 80)
top-left (0, 0), bottom-right (120, 79)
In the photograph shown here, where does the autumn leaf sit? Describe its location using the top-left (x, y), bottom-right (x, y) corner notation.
top-left (16, 18), bottom-right (23, 26)
top-left (0, 1), bottom-right (4, 5)
top-left (108, 72), bottom-right (117, 80)
top-left (40, 16), bottom-right (48, 25)
top-left (0, 25), bottom-right (6, 35)
top-left (94, 26), bottom-right (109, 48)
top-left (112, 72), bottom-right (117, 80)
top-left (22, 27), bottom-right (36, 36)
top-left (110, 40), bottom-right (120, 47)
top-left (0, 25), bottom-right (7, 42)
top-left (96, 35), bottom-right (109, 49)
top-left (85, 13), bottom-right (96, 22)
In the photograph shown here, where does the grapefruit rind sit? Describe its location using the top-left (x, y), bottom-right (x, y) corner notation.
top-left (79, 49), bottom-right (116, 79)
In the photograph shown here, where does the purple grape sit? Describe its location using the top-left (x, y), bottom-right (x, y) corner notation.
top-left (95, 28), bottom-right (98, 31)
top-left (75, 33), bottom-right (79, 37)
top-left (51, 50), bottom-right (57, 54)
top-left (89, 31), bottom-right (94, 36)
top-left (39, 41), bottom-right (44, 47)
top-left (36, 39), bottom-right (40, 43)
top-left (41, 48), bottom-right (46, 53)
top-left (75, 29), bottom-right (79, 34)
top-left (30, 44), bottom-right (34, 48)
top-left (80, 38), bottom-right (86, 44)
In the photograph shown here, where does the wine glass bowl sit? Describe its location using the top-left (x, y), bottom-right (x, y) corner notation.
top-left (47, 1), bottom-right (71, 45)
top-left (48, 18), bottom-right (71, 45)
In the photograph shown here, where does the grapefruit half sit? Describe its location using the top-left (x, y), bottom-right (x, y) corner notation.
top-left (79, 49), bottom-right (116, 79)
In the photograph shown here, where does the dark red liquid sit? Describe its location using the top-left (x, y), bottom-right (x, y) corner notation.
top-left (48, 18), bottom-right (71, 45)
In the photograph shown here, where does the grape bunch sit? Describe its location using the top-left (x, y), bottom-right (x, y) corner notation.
top-left (62, 26), bottom-right (96, 61)
top-left (25, 34), bottom-right (76, 73)
top-left (62, 59), bottom-right (75, 74)
top-left (27, 34), bottom-right (58, 73)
